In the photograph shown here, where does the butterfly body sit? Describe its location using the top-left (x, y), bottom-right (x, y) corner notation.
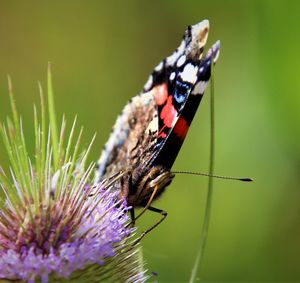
top-left (95, 20), bottom-right (220, 209)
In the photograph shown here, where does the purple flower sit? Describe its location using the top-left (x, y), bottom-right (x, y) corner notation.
top-left (0, 75), bottom-right (147, 282)
top-left (0, 184), bottom-right (145, 282)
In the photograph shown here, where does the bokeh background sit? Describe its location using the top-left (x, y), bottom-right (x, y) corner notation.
top-left (0, 1), bottom-right (299, 282)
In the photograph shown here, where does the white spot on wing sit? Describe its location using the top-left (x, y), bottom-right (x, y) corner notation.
top-left (146, 114), bottom-right (158, 134)
top-left (169, 72), bottom-right (176, 81)
top-left (166, 52), bottom-right (178, 66)
top-left (177, 55), bottom-right (186, 67)
top-left (180, 63), bottom-right (198, 83)
top-left (144, 75), bottom-right (153, 91)
top-left (154, 61), bottom-right (163, 72)
top-left (166, 41), bottom-right (185, 66)
top-left (192, 81), bottom-right (207, 95)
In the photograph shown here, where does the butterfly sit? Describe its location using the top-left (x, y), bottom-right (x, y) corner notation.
top-left (95, 19), bottom-right (220, 231)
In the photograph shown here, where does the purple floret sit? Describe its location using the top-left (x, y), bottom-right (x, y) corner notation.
top-left (0, 188), bottom-right (133, 282)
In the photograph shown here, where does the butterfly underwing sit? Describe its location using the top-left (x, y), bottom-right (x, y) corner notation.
top-left (95, 19), bottom-right (220, 211)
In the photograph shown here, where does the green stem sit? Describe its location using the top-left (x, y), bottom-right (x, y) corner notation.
top-left (47, 62), bottom-right (59, 170)
top-left (189, 58), bottom-right (215, 283)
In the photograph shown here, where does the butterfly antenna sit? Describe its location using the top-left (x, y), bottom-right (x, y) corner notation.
top-left (171, 171), bottom-right (253, 182)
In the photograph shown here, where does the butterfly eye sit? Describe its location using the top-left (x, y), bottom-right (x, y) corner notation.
top-left (149, 172), bottom-right (158, 180)
top-left (149, 168), bottom-right (161, 180)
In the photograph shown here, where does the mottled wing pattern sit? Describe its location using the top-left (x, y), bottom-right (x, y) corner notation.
top-left (94, 91), bottom-right (158, 182)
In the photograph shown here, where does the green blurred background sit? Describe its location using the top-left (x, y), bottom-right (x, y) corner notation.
top-left (0, 1), bottom-right (299, 282)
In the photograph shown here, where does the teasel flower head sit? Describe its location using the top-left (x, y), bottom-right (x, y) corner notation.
top-left (0, 67), bottom-right (147, 282)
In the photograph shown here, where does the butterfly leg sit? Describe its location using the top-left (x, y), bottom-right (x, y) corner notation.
top-left (126, 185), bottom-right (159, 228)
top-left (132, 205), bottom-right (167, 246)
top-left (129, 207), bottom-right (136, 227)
top-left (134, 186), bottom-right (159, 222)
top-left (141, 206), bottom-right (167, 236)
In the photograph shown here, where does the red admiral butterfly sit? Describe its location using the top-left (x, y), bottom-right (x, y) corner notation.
top-left (95, 20), bottom-right (220, 231)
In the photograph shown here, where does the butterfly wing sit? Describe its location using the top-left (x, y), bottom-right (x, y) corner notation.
top-left (95, 20), bottom-right (218, 182)
top-left (95, 90), bottom-right (158, 182)
top-left (152, 42), bottom-right (220, 168)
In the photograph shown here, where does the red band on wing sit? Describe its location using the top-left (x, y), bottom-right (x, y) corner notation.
top-left (160, 96), bottom-right (177, 128)
top-left (173, 116), bottom-right (189, 139)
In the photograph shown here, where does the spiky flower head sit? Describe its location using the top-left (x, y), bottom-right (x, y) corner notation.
top-left (0, 68), bottom-right (146, 282)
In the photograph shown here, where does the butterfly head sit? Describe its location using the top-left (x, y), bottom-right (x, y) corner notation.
top-left (126, 166), bottom-right (175, 206)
